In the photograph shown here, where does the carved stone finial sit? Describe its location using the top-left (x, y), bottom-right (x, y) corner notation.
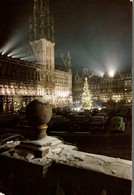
top-left (15, 99), bottom-right (62, 158)
top-left (26, 99), bottom-right (52, 140)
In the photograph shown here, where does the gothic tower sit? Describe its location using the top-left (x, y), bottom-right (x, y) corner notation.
top-left (29, 0), bottom-right (73, 108)
top-left (29, 0), bottom-right (55, 69)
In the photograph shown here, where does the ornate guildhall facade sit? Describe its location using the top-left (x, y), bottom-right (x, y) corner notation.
top-left (73, 68), bottom-right (132, 107)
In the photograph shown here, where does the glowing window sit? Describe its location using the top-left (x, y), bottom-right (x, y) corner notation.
top-left (46, 75), bottom-right (48, 81)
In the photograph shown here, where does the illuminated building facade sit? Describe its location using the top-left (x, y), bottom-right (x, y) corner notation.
top-left (0, 55), bottom-right (41, 112)
top-left (73, 71), bottom-right (83, 107)
top-left (73, 68), bottom-right (132, 107)
top-left (29, 0), bottom-right (72, 108)
top-left (0, 0), bottom-right (72, 112)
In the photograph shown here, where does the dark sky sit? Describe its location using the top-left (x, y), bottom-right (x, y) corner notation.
top-left (0, 0), bottom-right (132, 73)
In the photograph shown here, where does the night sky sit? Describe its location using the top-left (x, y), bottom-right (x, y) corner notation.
top-left (0, 0), bottom-right (132, 74)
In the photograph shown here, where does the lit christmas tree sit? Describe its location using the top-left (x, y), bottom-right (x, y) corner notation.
top-left (82, 78), bottom-right (93, 110)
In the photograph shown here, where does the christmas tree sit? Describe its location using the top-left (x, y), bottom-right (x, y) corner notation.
top-left (82, 78), bottom-right (93, 110)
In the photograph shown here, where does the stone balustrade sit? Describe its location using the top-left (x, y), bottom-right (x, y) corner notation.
top-left (0, 99), bottom-right (132, 195)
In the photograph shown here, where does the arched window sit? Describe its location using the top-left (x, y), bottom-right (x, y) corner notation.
top-left (46, 60), bottom-right (48, 69)
top-left (46, 75), bottom-right (48, 82)
top-left (49, 60), bottom-right (51, 69)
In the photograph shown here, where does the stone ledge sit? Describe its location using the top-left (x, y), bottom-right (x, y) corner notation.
top-left (1, 137), bottom-right (132, 181)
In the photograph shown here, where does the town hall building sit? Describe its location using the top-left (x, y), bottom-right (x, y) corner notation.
top-left (0, 0), bottom-right (73, 112)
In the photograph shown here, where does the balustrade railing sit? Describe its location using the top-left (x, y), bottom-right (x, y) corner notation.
top-left (0, 99), bottom-right (132, 195)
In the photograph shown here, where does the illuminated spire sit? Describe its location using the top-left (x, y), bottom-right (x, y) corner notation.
top-left (66, 51), bottom-right (72, 72)
top-left (29, 0), bottom-right (54, 42)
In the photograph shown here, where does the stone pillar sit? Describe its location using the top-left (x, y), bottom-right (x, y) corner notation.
top-left (17, 99), bottom-right (62, 157)
top-left (0, 99), bottom-right (63, 194)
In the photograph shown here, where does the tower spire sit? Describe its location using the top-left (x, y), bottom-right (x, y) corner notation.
top-left (66, 51), bottom-right (72, 72)
top-left (29, 0), bottom-right (55, 67)
top-left (29, 0), bottom-right (54, 42)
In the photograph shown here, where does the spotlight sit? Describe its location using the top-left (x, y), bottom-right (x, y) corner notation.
top-left (1, 44), bottom-right (15, 56)
top-left (0, 26), bottom-right (27, 57)
top-left (108, 70), bottom-right (115, 77)
top-left (7, 54), bottom-right (12, 57)
top-left (20, 56), bottom-right (35, 61)
top-left (12, 54), bottom-right (26, 59)
top-left (8, 47), bottom-right (26, 57)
